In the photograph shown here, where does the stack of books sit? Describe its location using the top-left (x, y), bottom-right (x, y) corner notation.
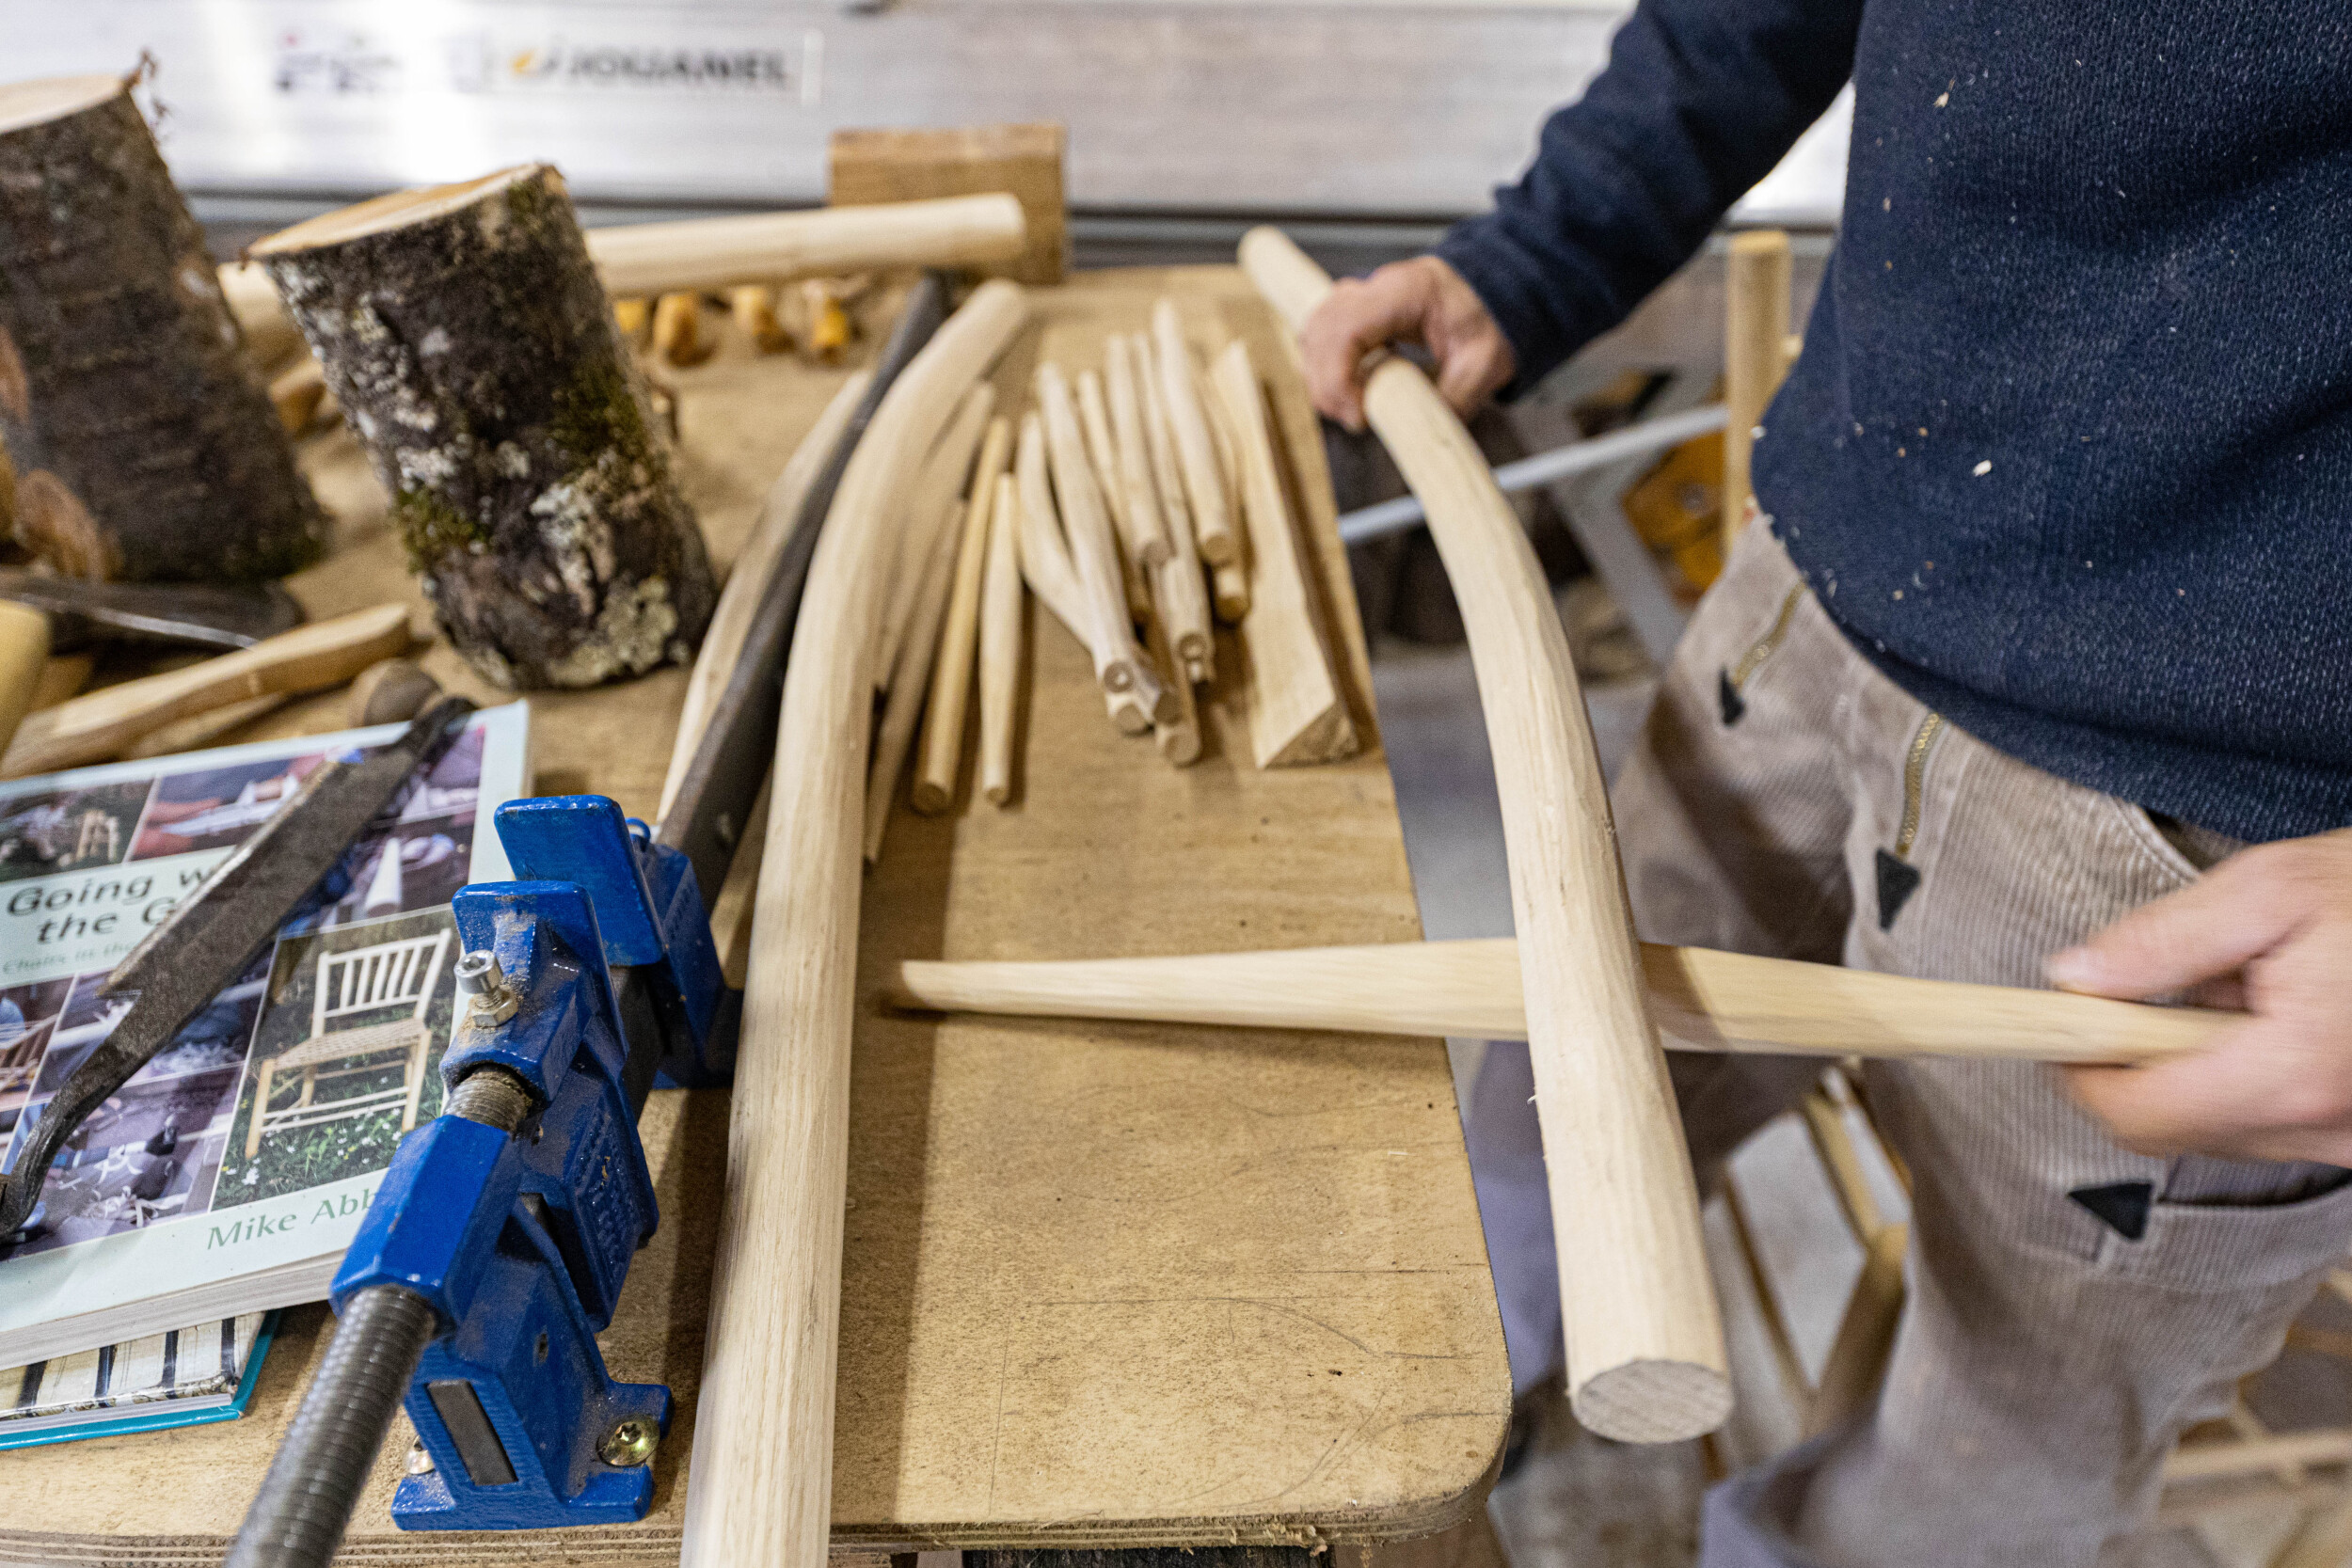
top-left (0, 705), bottom-right (531, 1444)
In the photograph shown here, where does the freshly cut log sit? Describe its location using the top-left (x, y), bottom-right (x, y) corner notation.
top-left (0, 75), bottom-right (320, 582)
top-left (873, 383), bottom-right (993, 691)
top-left (678, 277), bottom-right (1026, 1568)
top-left (1210, 341), bottom-right (1356, 768)
top-left (864, 497), bottom-right (962, 861)
top-left (887, 940), bottom-right (2231, 1066)
top-left (977, 472), bottom-right (1025, 805)
top-left (1, 604), bottom-right (411, 778)
top-left (1243, 225), bottom-right (1724, 1444)
top-left (1134, 332), bottom-right (1214, 682)
top-left (914, 415), bottom-right (1012, 814)
top-left (660, 368), bottom-right (871, 818)
top-left (1151, 301), bottom-right (1238, 566)
top-left (253, 166), bottom-right (715, 689)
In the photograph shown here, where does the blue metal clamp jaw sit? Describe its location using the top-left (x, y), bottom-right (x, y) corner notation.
top-left (330, 797), bottom-right (736, 1530)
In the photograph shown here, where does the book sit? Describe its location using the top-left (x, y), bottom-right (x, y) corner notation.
top-left (0, 1310), bottom-right (277, 1449)
top-left (0, 705), bottom-right (531, 1366)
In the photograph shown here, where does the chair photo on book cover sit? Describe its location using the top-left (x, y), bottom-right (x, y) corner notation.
top-left (244, 927), bottom-right (452, 1161)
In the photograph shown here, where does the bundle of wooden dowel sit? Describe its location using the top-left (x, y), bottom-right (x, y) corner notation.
top-left (857, 298), bottom-right (1356, 860)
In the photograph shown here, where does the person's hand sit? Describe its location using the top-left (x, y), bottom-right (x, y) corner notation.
top-left (2049, 829), bottom-right (2352, 1164)
top-left (1299, 256), bottom-right (1516, 433)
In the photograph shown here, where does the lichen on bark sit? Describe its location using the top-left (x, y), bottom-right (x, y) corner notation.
top-left (256, 164), bottom-right (713, 689)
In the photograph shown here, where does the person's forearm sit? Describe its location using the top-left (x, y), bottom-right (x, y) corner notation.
top-left (1437, 0), bottom-right (1863, 392)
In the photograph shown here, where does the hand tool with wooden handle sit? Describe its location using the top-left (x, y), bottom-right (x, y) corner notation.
top-left (886, 939), bottom-right (2233, 1066)
top-left (0, 603), bottom-right (410, 778)
top-left (1243, 226), bottom-right (1727, 1443)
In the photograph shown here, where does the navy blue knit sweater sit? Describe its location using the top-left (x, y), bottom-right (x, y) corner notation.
top-left (1436, 0), bottom-right (2352, 844)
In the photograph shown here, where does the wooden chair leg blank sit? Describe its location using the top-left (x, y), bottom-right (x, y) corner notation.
top-left (883, 938), bottom-right (2233, 1066)
top-left (914, 415), bottom-right (1013, 815)
top-left (873, 382), bottom-right (994, 692)
top-left (977, 472), bottom-right (1025, 806)
top-left (678, 278), bottom-right (1026, 1568)
top-left (1151, 300), bottom-right (1239, 567)
top-left (1244, 225), bottom-right (1724, 1442)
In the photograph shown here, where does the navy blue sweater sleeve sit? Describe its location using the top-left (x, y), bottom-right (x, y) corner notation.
top-left (1435, 0), bottom-right (1863, 392)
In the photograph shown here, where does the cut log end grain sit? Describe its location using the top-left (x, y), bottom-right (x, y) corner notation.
top-left (254, 164), bottom-right (714, 690)
top-left (0, 75), bottom-right (320, 582)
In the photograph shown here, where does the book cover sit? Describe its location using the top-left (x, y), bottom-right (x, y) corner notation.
top-left (0, 705), bottom-right (530, 1364)
top-left (0, 1310), bottom-right (278, 1449)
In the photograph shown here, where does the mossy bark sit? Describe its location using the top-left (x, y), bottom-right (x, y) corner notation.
top-left (0, 80), bottom-right (321, 581)
top-left (258, 166), bottom-right (713, 689)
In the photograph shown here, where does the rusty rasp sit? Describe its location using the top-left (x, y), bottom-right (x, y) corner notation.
top-left (0, 695), bottom-right (477, 1239)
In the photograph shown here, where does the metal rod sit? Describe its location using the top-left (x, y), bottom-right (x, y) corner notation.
top-left (1335, 403), bottom-right (1727, 546)
top-left (226, 1069), bottom-right (533, 1568)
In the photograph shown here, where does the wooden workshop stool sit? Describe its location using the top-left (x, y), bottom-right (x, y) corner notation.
top-left (245, 927), bottom-right (449, 1159)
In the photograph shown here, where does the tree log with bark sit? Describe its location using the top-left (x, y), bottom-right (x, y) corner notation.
top-left (253, 164), bottom-right (714, 688)
top-left (0, 74), bottom-right (321, 582)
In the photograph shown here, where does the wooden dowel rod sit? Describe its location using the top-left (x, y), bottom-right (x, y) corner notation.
top-left (874, 382), bottom-right (993, 691)
top-left (1037, 363), bottom-right (1167, 730)
top-left (1137, 332), bottom-right (1215, 683)
top-left (1015, 412), bottom-right (1150, 736)
top-left (1074, 366), bottom-right (1151, 617)
top-left (977, 472), bottom-right (1025, 806)
top-left (653, 291), bottom-right (713, 367)
top-left (864, 497), bottom-right (964, 862)
top-left (914, 415), bottom-right (1012, 814)
top-left (1152, 300), bottom-right (1239, 566)
top-left (1143, 594), bottom-right (1200, 768)
top-left (590, 193), bottom-right (1025, 297)
top-left (1211, 560), bottom-right (1250, 624)
top-left (660, 368), bottom-right (872, 819)
top-left (1013, 411), bottom-right (1091, 638)
top-left (1242, 225), bottom-right (1723, 1443)
top-left (1104, 333), bottom-right (1173, 568)
top-left (678, 277), bottom-right (1026, 1568)
top-left (731, 284), bottom-right (792, 353)
top-left (1724, 229), bottom-right (1792, 555)
top-left (885, 939), bottom-right (2233, 1066)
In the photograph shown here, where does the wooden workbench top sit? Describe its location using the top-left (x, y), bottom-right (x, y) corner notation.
top-left (0, 267), bottom-right (1508, 1566)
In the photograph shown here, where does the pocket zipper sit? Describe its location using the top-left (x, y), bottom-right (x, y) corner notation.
top-left (1874, 709), bottom-right (1946, 930)
top-left (1718, 583), bottom-right (1807, 724)
top-left (1894, 711), bottom-right (1947, 859)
